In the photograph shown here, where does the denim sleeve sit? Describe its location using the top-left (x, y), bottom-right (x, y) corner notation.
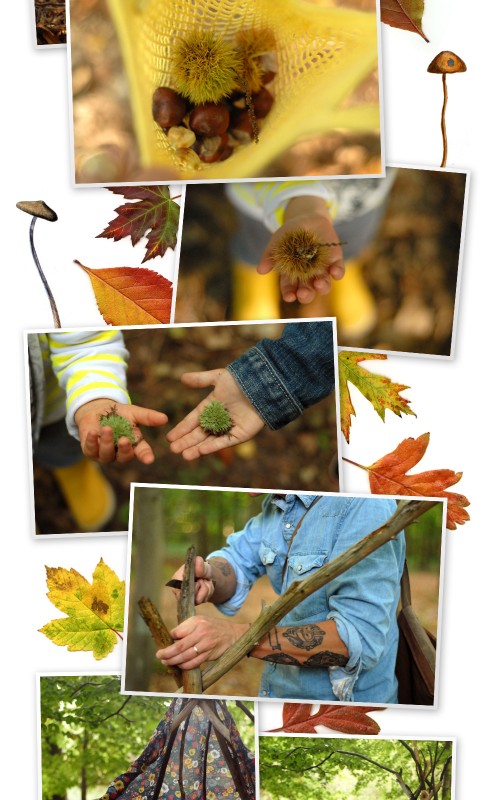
top-left (207, 509), bottom-right (268, 616)
top-left (325, 500), bottom-right (405, 700)
top-left (227, 321), bottom-right (335, 430)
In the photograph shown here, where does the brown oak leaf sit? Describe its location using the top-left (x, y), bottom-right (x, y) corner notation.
top-left (269, 703), bottom-right (381, 735)
top-left (344, 432), bottom-right (470, 530)
top-left (97, 186), bottom-right (180, 262)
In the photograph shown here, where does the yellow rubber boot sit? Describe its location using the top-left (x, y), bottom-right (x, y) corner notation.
top-left (53, 459), bottom-right (116, 532)
top-left (330, 259), bottom-right (377, 341)
top-left (232, 261), bottom-right (281, 321)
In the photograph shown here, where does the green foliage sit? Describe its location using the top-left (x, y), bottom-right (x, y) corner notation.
top-left (260, 736), bottom-right (452, 800)
top-left (405, 502), bottom-right (443, 571)
top-left (40, 675), bottom-right (169, 800)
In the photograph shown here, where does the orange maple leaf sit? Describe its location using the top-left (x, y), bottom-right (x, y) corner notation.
top-left (344, 432), bottom-right (470, 530)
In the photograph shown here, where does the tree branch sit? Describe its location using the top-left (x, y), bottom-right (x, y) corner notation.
top-left (200, 499), bottom-right (437, 692)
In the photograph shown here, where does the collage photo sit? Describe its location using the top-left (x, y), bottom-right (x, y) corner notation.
top-left (4, 0), bottom-right (495, 798)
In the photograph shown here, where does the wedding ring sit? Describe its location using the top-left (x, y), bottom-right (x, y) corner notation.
top-left (193, 645), bottom-right (199, 655)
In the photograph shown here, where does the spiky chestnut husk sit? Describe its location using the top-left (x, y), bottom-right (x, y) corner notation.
top-left (271, 228), bottom-right (336, 284)
top-left (199, 400), bottom-right (233, 436)
top-left (171, 31), bottom-right (243, 105)
top-left (235, 28), bottom-right (276, 94)
top-left (99, 405), bottom-right (137, 445)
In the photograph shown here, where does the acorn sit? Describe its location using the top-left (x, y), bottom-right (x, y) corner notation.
top-left (152, 87), bottom-right (188, 129)
top-left (189, 103), bottom-right (230, 137)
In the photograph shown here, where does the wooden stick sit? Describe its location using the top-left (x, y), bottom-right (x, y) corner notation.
top-left (200, 499), bottom-right (437, 692)
top-left (138, 596), bottom-right (182, 686)
top-left (178, 546), bottom-right (203, 695)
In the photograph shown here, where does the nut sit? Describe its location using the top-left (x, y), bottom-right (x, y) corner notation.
top-left (152, 87), bottom-right (188, 129)
top-left (252, 87), bottom-right (274, 119)
top-left (167, 125), bottom-right (197, 149)
top-left (189, 103), bottom-right (230, 136)
top-left (199, 133), bottom-right (232, 163)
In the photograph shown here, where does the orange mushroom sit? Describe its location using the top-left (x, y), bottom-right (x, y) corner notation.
top-left (427, 51), bottom-right (467, 168)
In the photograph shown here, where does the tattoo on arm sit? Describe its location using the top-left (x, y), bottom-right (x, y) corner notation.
top-left (209, 558), bottom-right (232, 577)
top-left (268, 627), bottom-right (282, 651)
top-left (282, 624), bottom-right (326, 651)
top-left (262, 652), bottom-right (301, 666)
top-left (303, 651), bottom-right (349, 667)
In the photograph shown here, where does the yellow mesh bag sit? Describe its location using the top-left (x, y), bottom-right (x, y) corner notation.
top-left (107, 0), bottom-right (379, 180)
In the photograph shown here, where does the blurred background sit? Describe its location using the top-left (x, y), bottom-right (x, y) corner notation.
top-left (39, 674), bottom-right (255, 800)
top-left (175, 168), bottom-right (467, 356)
top-left (124, 487), bottom-right (443, 700)
top-left (33, 322), bottom-right (338, 535)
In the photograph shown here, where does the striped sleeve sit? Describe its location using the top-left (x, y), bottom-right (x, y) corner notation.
top-left (46, 330), bottom-right (130, 438)
top-left (226, 181), bottom-right (339, 231)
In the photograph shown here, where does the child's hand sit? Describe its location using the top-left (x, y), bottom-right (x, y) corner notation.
top-left (74, 399), bottom-right (168, 464)
top-left (167, 369), bottom-right (264, 460)
top-left (259, 195), bottom-right (345, 304)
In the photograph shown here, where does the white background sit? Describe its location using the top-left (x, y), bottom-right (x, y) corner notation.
top-left (0, 0), bottom-right (495, 797)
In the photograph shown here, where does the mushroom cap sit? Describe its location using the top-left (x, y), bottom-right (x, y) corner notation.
top-left (427, 51), bottom-right (467, 74)
top-left (16, 200), bottom-right (58, 221)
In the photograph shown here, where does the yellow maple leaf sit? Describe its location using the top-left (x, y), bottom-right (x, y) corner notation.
top-left (339, 351), bottom-right (415, 443)
top-left (39, 558), bottom-right (125, 660)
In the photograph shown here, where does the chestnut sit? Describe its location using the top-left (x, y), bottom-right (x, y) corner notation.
top-left (252, 87), bottom-right (274, 119)
top-left (152, 87), bottom-right (188, 128)
top-left (199, 133), bottom-right (232, 163)
top-left (189, 103), bottom-right (230, 137)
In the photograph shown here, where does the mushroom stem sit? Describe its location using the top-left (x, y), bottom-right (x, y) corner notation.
top-left (29, 216), bottom-right (61, 328)
top-left (440, 73), bottom-right (448, 168)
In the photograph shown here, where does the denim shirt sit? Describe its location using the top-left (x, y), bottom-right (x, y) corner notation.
top-left (227, 321), bottom-right (335, 430)
top-left (209, 494), bottom-right (405, 703)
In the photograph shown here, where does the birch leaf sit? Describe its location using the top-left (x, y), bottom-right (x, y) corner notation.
top-left (75, 260), bottom-right (173, 325)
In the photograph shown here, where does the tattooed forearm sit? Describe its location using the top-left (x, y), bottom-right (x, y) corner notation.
top-left (303, 651), bottom-right (349, 667)
top-left (262, 652), bottom-right (301, 665)
top-left (282, 624), bottom-right (326, 651)
top-left (209, 558), bottom-right (232, 577)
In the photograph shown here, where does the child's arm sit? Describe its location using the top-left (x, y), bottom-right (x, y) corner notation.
top-left (259, 195), bottom-right (345, 304)
top-left (47, 331), bottom-right (167, 464)
top-left (167, 321), bottom-right (334, 459)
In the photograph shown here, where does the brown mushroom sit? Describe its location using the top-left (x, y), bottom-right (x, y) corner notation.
top-left (427, 51), bottom-right (467, 168)
top-left (16, 200), bottom-right (61, 327)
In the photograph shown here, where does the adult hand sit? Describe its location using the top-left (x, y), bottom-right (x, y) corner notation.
top-left (74, 398), bottom-right (168, 465)
top-left (258, 195), bottom-right (345, 304)
top-left (167, 556), bottom-right (215, 605)
top-left (156, 615), bottom-right (250, 670)
top-left (167, 368), bottom-right (264, 460)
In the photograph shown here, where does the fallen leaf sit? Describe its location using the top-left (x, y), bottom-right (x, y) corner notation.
top-left (269, 703), bottom-right (381, 735)
top-left (97, 185), bottom-right (180, 262)
top-left (339, 351), bottom-right (415, 443)
top-left (381, 0), bottom-right (429, 41)
top-left (39, 558), bottom-right (125, 660)
top-left (344, 433), bottom-right (470, 530)
top-left (75, 260), bottom-right (173, 325)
